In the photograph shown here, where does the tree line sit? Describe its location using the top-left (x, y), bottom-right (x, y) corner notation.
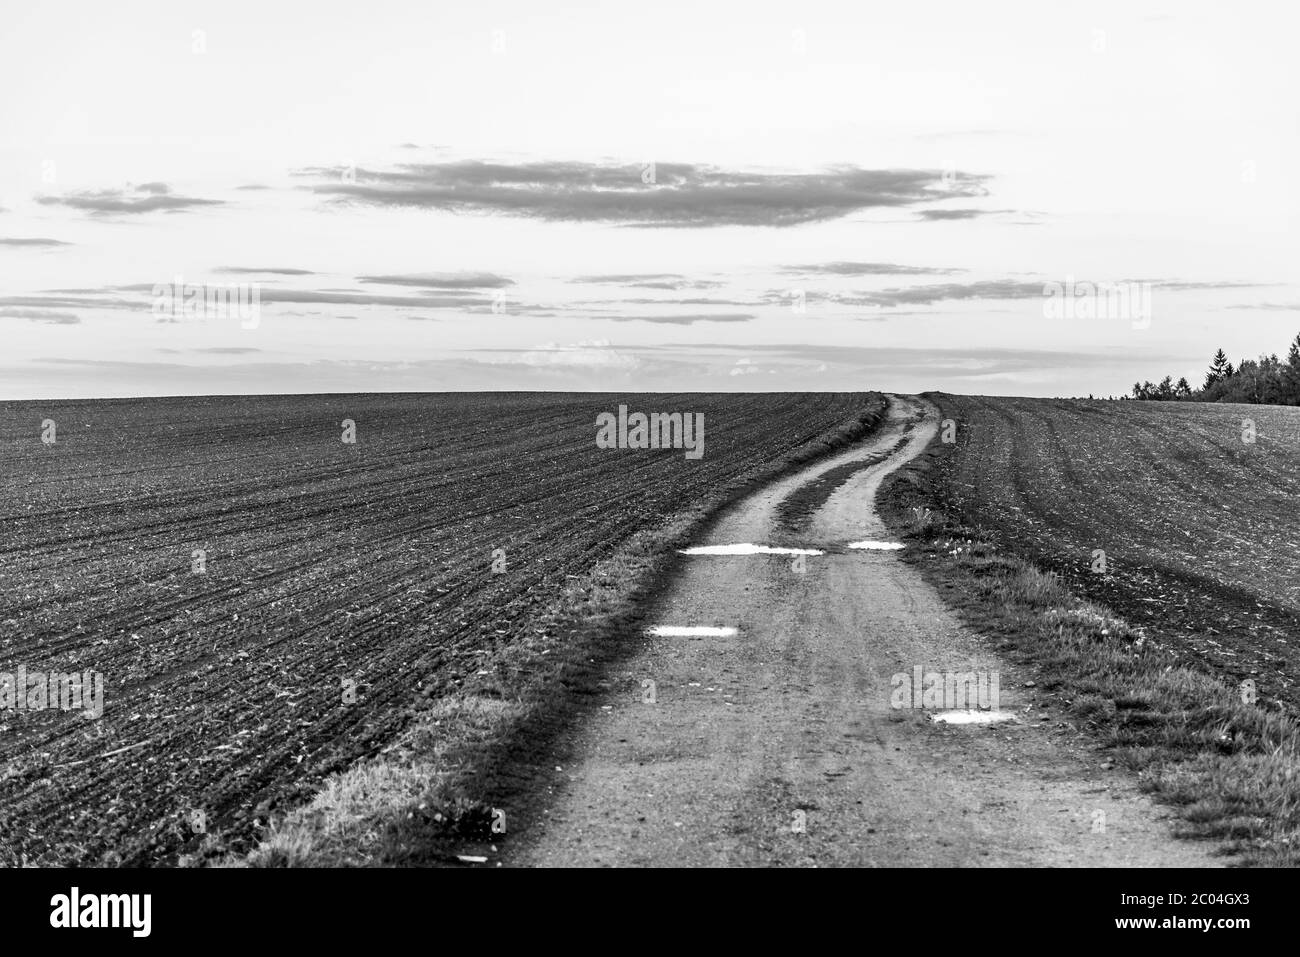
top-left (1131, 330), bottom-right (1300, 404)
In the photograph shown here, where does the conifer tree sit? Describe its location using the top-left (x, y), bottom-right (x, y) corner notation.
top-left (1205, 348), bottom-right (1230, 389)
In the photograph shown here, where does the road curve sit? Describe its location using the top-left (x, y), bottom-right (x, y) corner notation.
top-left (512, 395), bottom-right (1221, 867)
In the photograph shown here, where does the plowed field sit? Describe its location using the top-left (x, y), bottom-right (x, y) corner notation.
top-left (921, 395), bottom-right (1300, 709)
top-left (0, 391), bottom-right (880, 865)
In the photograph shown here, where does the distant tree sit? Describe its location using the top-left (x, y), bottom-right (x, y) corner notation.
top-left (1235, 358), bottom-right (1259, 402)
top-left (1205, 348), bottom-right (1231, 389)
top-left (1262, 354), bottom-right (1285, 404)
top-left (1143, 334), bottom-right (1300, 406)
top-left (1285, 332), bottom-right (1300, 405)
top-left (1209, 354), bottom-right (1287, 404)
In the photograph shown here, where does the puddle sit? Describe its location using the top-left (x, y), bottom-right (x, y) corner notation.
top-left (929, 710), bottom-right (1017, 725)
top-left (680, 543), bottom-right (824, 556)
top-left (847, 541), bottom-right (904, 551)
top-left (648, 626), bottom-right (739, 638)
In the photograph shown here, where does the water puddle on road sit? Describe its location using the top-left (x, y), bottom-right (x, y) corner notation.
top-left (929, 710), bottom-right (1018, 725)
top-left (680, 543), bottom-right (824, 556)
top-left (847, 541), bottom-right (904, 550)
top-left (648, 626), bottom-right (739, 638)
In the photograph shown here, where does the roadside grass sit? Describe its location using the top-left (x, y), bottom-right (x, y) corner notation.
top-left (879, 434), bottom-right (1300, 865)
top-left (215, 396), bottom-right (890, 867)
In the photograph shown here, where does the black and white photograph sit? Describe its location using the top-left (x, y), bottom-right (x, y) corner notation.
top-left (0, 0), bottom-right (1293, 939)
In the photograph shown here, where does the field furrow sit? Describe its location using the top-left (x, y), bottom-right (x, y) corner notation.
top-left (0, 391), bottom-right (881, 865)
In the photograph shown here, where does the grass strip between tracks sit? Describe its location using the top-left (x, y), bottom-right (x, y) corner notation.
top-left (877, 420), bottom-right (1300, 867)
top-left (215, 395), bottom-right (889, 867)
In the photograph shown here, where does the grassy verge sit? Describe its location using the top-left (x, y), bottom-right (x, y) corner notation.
top-left (877, 415), bottom-right (1300, 866)
top-left (212, 395), bottom-right (890, 867)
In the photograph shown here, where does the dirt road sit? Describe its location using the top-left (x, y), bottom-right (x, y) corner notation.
top-left (512, 395), bottom-right (1222, 867)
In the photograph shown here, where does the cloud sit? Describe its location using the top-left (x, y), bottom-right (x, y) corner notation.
top-left (840, 277), bottom-right (1274, 308)
top-left (911, 208), bottom-right (1040, 223)
top-left (916, 209), bottom-right (987, 221)
top-left (303, 160), bottom-right (990, 227)
top-left (571, 274), bottom-right (722, 290)
top-left (627, 280), bottom-right (722, 290)
top-left (0, 308), bottom-right (80, 324)
top-left (605, 297), bottom-right (761, 307)
top-left (572, 273), bottom-right (686, 284)
top-left (790, 279), bottom-right (1047, 308)
top-left (254, 289), bottom-right (488, 308)
top-left (0, 237), bottom-right (72, 247)
top-left (36, 183), bottom-right (224, 215)
top-left (652, 341), bottom-right (1132, 376)
top-left (4, 277), bottom-right (1077, 317)
top-left (193, 347), bottom-right (262, 354)
top-left (473, 339), bottom-right (639, 369)
top-left (1144, 280), bottom-right (1271, 290)
top-left (783, 261), bottom-right (960, 276)
top-left (605, 313), bottom-right (755, 325)
top-left (253, 288), bottom-right (488, 308)
top-left (216, 266), bottom-right (316, 276)
top-left (236, 184), bottom-right (270, 191)
top-left (357, 272), bottom-right (513, 289)
top-left (0, 294), bottom-right (136, 310)
top-left (1228, 302), bottom-right (1299, 310)
top-left (110, 284), bottom-right (486, 309)
top-left (7, 283), bottom-right (497, 314)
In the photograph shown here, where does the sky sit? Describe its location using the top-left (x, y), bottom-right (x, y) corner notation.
top-left (1, 0), bottom-right (1297, 399)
